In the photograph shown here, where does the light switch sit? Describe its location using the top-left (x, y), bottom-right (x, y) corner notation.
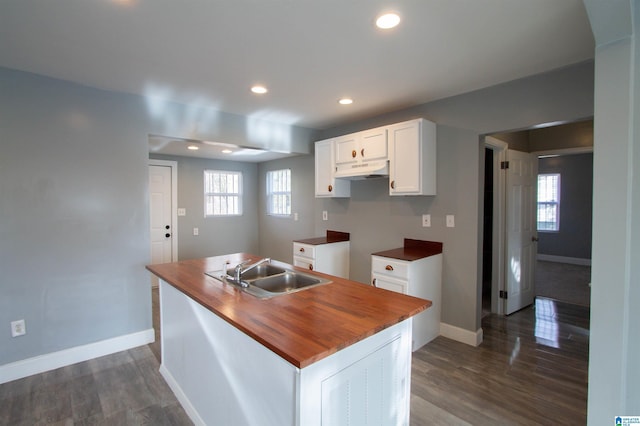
top-left (422, 214), bottom-right (431, 227)
top-left (193, 227), bottom-right (199, 236)
top-left (177, 208), bottom-right (186, 216)
top-left (446, 215), bottom-right (455, 228)
top-left (322, 211), bottom-right (328, 221)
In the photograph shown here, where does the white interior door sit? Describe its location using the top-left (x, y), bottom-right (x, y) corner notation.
top-left (505, 149), bottom-right (537, 314)
top-left (149, 164), bottom-right (173, 287)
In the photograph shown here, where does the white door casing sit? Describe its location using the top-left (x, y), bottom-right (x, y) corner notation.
top-left (149, 160), bottom-right (177, 286)
top-left (505, 149), bottom-right (537, 314)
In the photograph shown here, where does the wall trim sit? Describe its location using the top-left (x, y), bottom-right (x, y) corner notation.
top-left (537, 254), bottom-right (592, 266)
top-left (0, 329), bottom-right (154, 384)
top-left (440, 323), bottom-right (483, 347)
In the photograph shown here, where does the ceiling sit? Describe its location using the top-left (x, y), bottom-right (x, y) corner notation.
top-left (0, 0), bottom-right (594, 160)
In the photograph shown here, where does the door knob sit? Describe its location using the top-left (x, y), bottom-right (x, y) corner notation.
top-left (351, 150), bottom-right (357, 158)
top-left (165, 233), bottom-right (171, 238)
top-left (372, 278), bottom-right (377, 287)
top-left (361, 148), bottom-right (365, 157)
top-left (165, 225), bottom-right (170, 230)
top-left (390, 180), bottom-right (395, 189)
top-left (328, 184), bottom-right (333, 192)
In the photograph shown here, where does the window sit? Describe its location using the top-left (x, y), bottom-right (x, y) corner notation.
top-left (204, 170), bottom-right (242, 216)
top-left (537, 173), bottom-right (560, 231)
top-left (266, 169), bottom-right (291, 216)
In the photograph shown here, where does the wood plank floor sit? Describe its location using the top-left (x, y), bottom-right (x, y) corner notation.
top-left (0, 293), bottom-right (588, 425)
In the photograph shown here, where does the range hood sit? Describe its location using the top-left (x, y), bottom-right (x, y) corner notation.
top-left (334, 160), bottom-right (389, 180)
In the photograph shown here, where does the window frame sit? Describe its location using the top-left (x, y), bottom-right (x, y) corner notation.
top-left (204, 170), bottom-right (243, 217)
top-left (266, 169), bottom-right (292, 217)
top-left (537, 173), bottom-right (561, 232)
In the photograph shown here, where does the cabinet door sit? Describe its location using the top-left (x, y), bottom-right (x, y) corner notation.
top-left (360, 127), bottom-right (387, 161)
top-left (334, 133), bottom-right (360, 165)
top-left (315, 140), bottom-right (350, 198)
top-left (320, 336), bottom-right (402, 426)
top-left (389, 120), bottom-right (422, 195)
top-left (372, 273), bottom-right (408, 295)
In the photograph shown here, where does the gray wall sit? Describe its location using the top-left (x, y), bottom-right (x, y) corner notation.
top-left (257, 155), bottom-right (316, 264)
top-left (150, 154), bottom-right (260, 260)
top-left (537, 153), bottom-right (593, 259)
top-left (297, 60), bottom-right (595, 334)
top-left (0, 68), bottom-right (151, 364)
top-left (584, 0), bottom-right (640, 422)
top-left (0, 66), bottom-right (314, 367)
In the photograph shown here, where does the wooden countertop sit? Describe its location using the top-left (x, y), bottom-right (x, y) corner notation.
top-left (146, 253), bottom-right (430, 369)
top-left (372, 238), bottom-right (443, 261)
top-left (294, 230), bottom-right (350, 245)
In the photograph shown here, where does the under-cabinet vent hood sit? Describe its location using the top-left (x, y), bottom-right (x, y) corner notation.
top-left (334, 160), bottom-right (389, 180)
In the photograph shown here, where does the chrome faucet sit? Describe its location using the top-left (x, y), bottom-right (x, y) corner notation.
top-left (233, 257), bottom-right (271, 287)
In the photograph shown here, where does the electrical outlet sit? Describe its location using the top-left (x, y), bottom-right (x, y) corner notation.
top-left (446, 215), bottom-right (455, 228)
top-left (11, 319), bottom-right (26, 337)
top-left (422, 214), bottom-right (431, 227)
top-left (193, 227), bottom-right (199, 236)
top-left (294, 212), bottom-right (299, 221)
top-left (177, 208), bottom-right (186, 216)
top-left (322, 211), bottom-right (328, 221)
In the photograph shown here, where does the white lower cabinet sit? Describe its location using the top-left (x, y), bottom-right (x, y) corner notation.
top-left (372, 253), bottom-right (442, 350)
top-left (160, 280), bottom-right (412, 426)
top-left (293, 241), bottom-right (349, 279)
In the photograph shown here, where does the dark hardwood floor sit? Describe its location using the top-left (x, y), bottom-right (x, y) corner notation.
top-left (0, 292), bottom-right (588, 425)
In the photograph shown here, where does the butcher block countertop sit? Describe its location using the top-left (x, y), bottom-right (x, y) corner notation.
top-left (372, 238), bottom-right (443, 261)
top-left (293, 229), bottom-right (350, 245)
top-left (146, 253), bottom-right (430, 369)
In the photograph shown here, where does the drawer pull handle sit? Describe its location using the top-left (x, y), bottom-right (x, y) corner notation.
top-left (372, 278), bottom-right (377, 287)
top-left (351, 150), bottom-right (357, 158)
top-left (385, 265), bottom-right (394, 271)
top-left (299, 248), bottom-right (305, 253)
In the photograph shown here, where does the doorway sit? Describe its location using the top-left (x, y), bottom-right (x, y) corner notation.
top-left (481, 120), bottom-right (594, 317)
top-left (149, 159), bottom-right (178, 285)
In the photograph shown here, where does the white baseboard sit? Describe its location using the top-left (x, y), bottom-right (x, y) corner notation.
top-left (537, 254), bottom-right (591, 266)
top-left (440, 323), bottom-right (483, 347)
top-left (0, 328), bottom-right (154, 384)
top-left (160, 364), bottom-right (205, 426)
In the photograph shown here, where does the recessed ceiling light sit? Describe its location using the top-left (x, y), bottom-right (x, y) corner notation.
top-left (376, 12), bottom-right (400, 29)
top-left (251, 85), bottom-right (268, 94)
top-left (222, 149), bottom-right (233, 154)
top-left (187, 145), bottom-right (199, 150)
top-left (338, 98), bottom-right (354, 105)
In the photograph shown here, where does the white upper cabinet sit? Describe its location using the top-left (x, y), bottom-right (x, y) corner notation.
top-left (335, 127), bottom-right (387, 165)
top-left (388, 118), bottom-right (437, 196)
top-left (315, 139), bottom-right (350, 198)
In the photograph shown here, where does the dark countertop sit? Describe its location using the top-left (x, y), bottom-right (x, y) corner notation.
top-left (294, 230), bottom-right (350, 245)
top-left (146, 253), bottom-right (429, 369)
top-left (372, 238), bottom-right (443, 261)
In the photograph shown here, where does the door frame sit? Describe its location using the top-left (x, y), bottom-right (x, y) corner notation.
top-left (149, 159), bottom-right (178, 262)
top-left (483, 137), bottom-right (508, 315)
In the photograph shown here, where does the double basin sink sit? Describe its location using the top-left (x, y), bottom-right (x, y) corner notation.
top-left (206, 263), bottom-right (332, 299)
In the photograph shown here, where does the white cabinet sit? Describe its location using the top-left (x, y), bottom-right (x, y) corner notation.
top-left (314, 139), bottom-right (350, 198)
top-left (159, 279), bottom-right (413, 426)
top-left (388, 118), bottom-right (437, 196)
top-left (293, 240), bottom-right (350, 279)
top-left (371, 251), bottom-right (442, 350)
top-left (335, 126), bottom-right (388, 165)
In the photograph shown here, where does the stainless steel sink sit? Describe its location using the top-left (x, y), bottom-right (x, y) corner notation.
top-left (237, 264), bottom-right (286, 280)
top-left (205, 266), bottom-right (331, 299)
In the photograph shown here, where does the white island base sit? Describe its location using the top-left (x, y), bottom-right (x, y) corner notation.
top-left (159, 280), bottom-right (413, 426)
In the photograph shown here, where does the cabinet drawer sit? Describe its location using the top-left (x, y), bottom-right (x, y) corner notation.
top-left (293, 243), bottom-right (315, 260)
top-left (371, 256), bottom-right (409, 279)
top-left (293, 256), bottom-right (315, 271)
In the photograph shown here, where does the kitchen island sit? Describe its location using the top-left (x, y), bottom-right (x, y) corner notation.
top-left (147, 253), bottom-right (430, 426)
